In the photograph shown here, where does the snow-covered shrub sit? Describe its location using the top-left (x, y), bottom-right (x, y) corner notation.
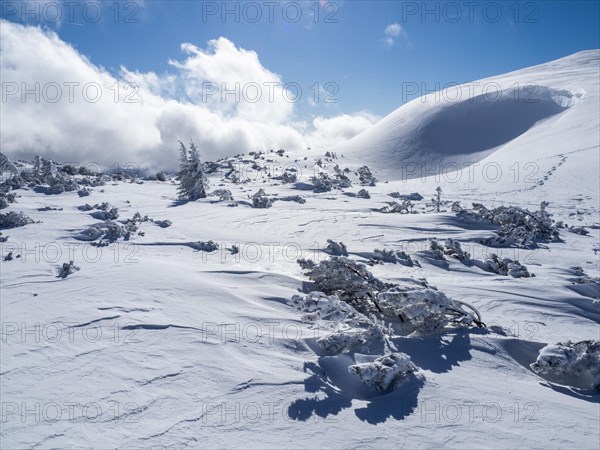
top-left (358, 166), bottom-right (377, 186)
top-left (396, 251), bottom-right (416, 267)
top-left (428, 239), bottom-right (446, 260)
top-left (377, 286), bottom-right (482, 332)
top-left (456, 202), bottom-right (560, 248)
top-left (432, 186), bottom-right (442, 213)
top-left (287, 291), bottom-right (386, 355)
top-left (357, 189), bottom-right (370, 199)
top-left (252, 189), bottom-right (273, 208)
top-left (390, 192), bottom-right (423, 201)
top-left (104, 207), bottom-right (120, 221)
top-left (75, 216), bottom-right (140, 246)
top-left (278, 195), bottom-right (306, 204)
top-left (78, 204), bottom-right (94, 211)
top-left (442, 238), bottom-right (470, 260)
top-left (192, 240), bottom-right (219, 252)
top-left (288, 291), bottom-right (365, 325)
top-left (153, 219), bottom-right (172, 228)
top-left (78, 188), bottom-right (91, 197)
top-left (298, 255), bottom-right (484, 333)
top-left (311, 166), bottom-right (352, 192)
top-left (100, 221), bottom-right (131, 245)
top-left (485, 254), bottom-right (531, 278)
top-left (210, 189), bottom-right (233, 201)
top-left (0, 191), bottom-right (17, 210)
top-left (281, 171), bottom-right (298, 184)
top-left (0, 211), bottom-right (34, 229)
top-left (530, 340), bottom-right (600, 391)
top-left (28, 157), bottom-right (80, 194)
top-left (57, 261), bottom-right (80, 278)
top-left (297, 256), bottom-right (389, 312)
top-left (569, 226), bottom-right (589, 236)
top-left (311, 173), bottom-right (334, 192)
top-left (176, 140), bottom-right (209, 201)
top-left (325, 239), bottom-right (348, 256)
top-left (372, 248), bottom-right (397, 264)
top-left (348, 353), bottom-right (421, 391)
top-left (371, 249), bottom-right (418, 267)
top-left (378, 200), bottom-right (413, 214)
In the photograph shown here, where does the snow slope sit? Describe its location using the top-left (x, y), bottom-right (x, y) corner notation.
top-left (339, 50), bottom-right (600, 195)
top-left (1, 52), bottom-right (599, 448)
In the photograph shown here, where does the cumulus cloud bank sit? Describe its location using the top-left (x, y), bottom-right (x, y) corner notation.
top-left (0, 21), bottom-right (378, 170)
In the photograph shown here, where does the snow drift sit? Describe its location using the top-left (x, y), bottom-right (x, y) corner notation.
top-left (338, 51), bottom-right (599, 181)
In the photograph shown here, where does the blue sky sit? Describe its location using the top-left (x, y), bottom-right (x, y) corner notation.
top-left (3, 0), bottom-right (598, 118)
top-left (1, 1), bottom-right (599, 168)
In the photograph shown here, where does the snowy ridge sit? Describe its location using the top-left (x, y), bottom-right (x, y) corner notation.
top-left (338, 50), bottom-right (600, 193)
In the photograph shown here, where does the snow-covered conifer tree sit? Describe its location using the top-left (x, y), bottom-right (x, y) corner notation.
top-left (176, 140), bottom-right (209, 201)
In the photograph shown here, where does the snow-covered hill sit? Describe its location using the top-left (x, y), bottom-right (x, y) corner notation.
top-left (339, 50), bottom-right (599, 196)
top-left (1, 52), bottom-right (599, 448)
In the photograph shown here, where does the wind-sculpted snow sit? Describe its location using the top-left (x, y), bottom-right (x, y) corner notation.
top-left (338, 51), bottom-right (599, 185)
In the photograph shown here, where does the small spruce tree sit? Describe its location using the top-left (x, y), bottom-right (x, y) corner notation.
top-left (176, 140), bottom-right (209, 201)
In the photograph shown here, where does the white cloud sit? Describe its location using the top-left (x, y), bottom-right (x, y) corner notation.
top-left (384, 22), bottom-right (406, 47)
top-left (0, 21), bottom-right (379, 171)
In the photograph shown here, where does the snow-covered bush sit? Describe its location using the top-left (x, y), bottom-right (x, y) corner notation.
top-left (297, 255), bottom-right (483, 333)
top-left (332, 166), bottom-right (352, 188)
top-left (325, 239), bottom-right (348, 256)
top-left (378, 200), bottom-right (413, 214)
top-left (310, 173), bottom-right (335, 192)
top-left (288, 291), bottom-right (365, 325)
top-left (441, 238), bottom-right (470, 260)
top-left (348, 353), bottom-right (421, 391)
top-left (57, 261), bottom-right (80, 278)
top-left (252, 189), bottom-right (273, 208)
top-left (311, 166), bottom-right (352, 192)
top-left (390, 192), bottom-right (423, 201)
top-left (210, 189), bottom-right (233, 201)
top-left (75, 215), bottom-right (141, 246)
top-left (357, 166), bottom-right (377, 186)
top-left (371, 249), bottom-right (418, 267)
top-left (396, 251), bottom-right (416, 267)
top-left (456, 202), bottom-right (560, 248)
top-left (297, 256), bottom-right (389, 312)
top-left (278, 195), bottom-right (306, 204)
top-left (0, 191), bottom-right (17, 210)
top-left (287, 291), bottom-right (385, 355)
top-left (428, 239), bottom-right (446, 260)
top-left (192, 240), bottom-right (219, 252)
top-left (78, 188), bottom-right (91, 197)
top-left (372, 248), bottom-right (397, 264)
top-left (153, 219), bottom-right (172, 228)
top-left (28, 157), bottom-right (80, 194)
top-left (357, 189), bottom-right (370, 199)
top-left (176, 140), bottom-right (209, 201)
top-left (530, 340), bottom-right (600, 391)
top-left (377, 286), bottom-right (482, 333)
top-left (0, 211), bottom-right (34, 229)
top-left (104, 207), bottom-right (120, 221)
top-left (281, 170), bottom-right (298, 184)
top-left (485, 254), bottom-right (531, 278)
top-left (569, 226), bottom-right (589, 236)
